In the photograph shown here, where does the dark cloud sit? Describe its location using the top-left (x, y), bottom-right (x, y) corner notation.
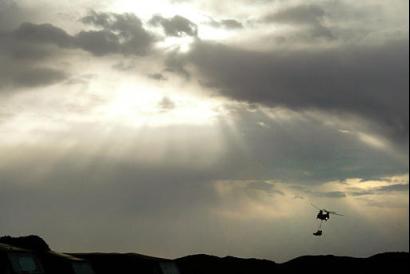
top-left (213, 106), bottom-right (408, 184)
top-left (75, 30), bottom-right (120, 56)
top-left (0, 57), bottom-right (69, 92)
top-left (210, 19), bottom-right (244, 30)
top-left (348, 190), bottom-right (374, 197)
top-left (263, 4), bottom-right (324, 25)
top-left (148, 73), bottom-right (168, 81)
top-left (261, 4), bottom-right (334, 39)
top-left (171, 40), bottom-right (409, 146)
top-left (313, 191), bottom-right (346, 198)
top-left (1, 12), bottom-right (155, 59)
top-left (0, 24), bottom-right (71, 92)
top-left (0, 0), bottom-right (24, 31)
top-left (14, 23), bottom-right (74, 47)
top-left (0, 11), bottom-right (157, 92)
top-left (11, 67), bottom-right (68, 88)
top-left (0, 25), bottom-right (69, 61)
top-left (220, 19), bottom-right (244, 29)
top-left (80, 11), bottom-right (155, 56)
top-left (378, 183), bottom-right (409, 193)
top-left (158, 97), bottom-right (176, 112)
top-left (165, 52), bottom-right (191, 79)
top-left (150, 15), bottom-right (198, 37)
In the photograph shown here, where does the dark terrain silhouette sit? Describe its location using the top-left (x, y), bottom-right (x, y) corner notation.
top-left (174, 253), bottom-right (409, 274)
top-left (0, 235), bottom-right (94, 274)
top-left (72, 253), bottom-right (171, 274)
top-left (1, 236), bottom-right (408, 274)
top-left (0, 235), bottom-right (51, 252)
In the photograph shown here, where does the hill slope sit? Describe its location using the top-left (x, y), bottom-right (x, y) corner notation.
top-left (74, 252), bottom-right (409, 274)
top-left (1, 236), bottom-right (408, 274)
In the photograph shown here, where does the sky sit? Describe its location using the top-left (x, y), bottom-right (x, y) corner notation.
top-left (0, 0), bottom-right (409, 262)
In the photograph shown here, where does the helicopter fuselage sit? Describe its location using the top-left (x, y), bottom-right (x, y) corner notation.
top-left (317, 210), bottom-right (330, 221)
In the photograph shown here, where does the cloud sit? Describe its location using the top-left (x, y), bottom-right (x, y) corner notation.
top-left (312, 191), bottom-right (347, 198)
top-left (10, 67), bottom-right (68, 88)
top-left (79, 11), bottom-right (155, 56)
top-left (75, 30), bottom-right (120, 56)
top-left (291, 184), bottom-right (347, 199)
top-left (0, 11), bottom-right (157, 92)
top-left (349, 183), bottom-right (409, 197)
top-left (224, 106), bottom-right (409, 183)
top-left (0, 58), bottom-right (69, 92)
top-left (0, 0), bottom-right (21, 31)
top-left (158, 97), bottom-right (176, 112)
top-left (165, 52), bottom-right (192, 79)
top-left (0, 142), bottom-right (223, 225)
top-left (0, 68), bottom-right (408, 257)
top-left (240, 181), bottom-right (285, 196)
top-left (0, 141), bottom-right (407, 259)
top-left (209, 19), bottom-right (244, 30)
top-left (170, 39), bottom-right (409, 146)
top-left (1, 12), bottom-right (155, 59)
top-left (263, 4), bottom-right (327, 25)
top-left (0, 24), bottom-right (70, 61)
top-left (261, 4), bottom-right (333, 39)
top-left (378, 183), bottom-right (409, 193)
top-left (148, 73), bottom-right (168, 81)
top-left (14, 23), bottom-right (74, 47)
top-left (361, 198), bottom-right (408, 209)
top-left (0, 24), bottom-right (71, 92)
top-left (220, 19), bottom-right (244, 29)
top-left (150, 15), bottom-right (198, 37)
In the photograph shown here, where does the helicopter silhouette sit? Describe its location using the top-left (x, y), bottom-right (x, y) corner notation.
top-left (311, 203), bottom-right (344, 236)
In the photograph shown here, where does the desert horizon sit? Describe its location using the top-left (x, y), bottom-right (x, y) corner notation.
top-left (1, 235), bottom-right (409, 274)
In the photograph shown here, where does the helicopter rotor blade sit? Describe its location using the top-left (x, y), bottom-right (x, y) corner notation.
top-left (326, 210), bottom-right (344, 216)
top-left (310, 203), bottom-right (322, 210)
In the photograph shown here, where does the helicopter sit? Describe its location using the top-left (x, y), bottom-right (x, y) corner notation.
top-left (311, 203), bottom-right (343, 236)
